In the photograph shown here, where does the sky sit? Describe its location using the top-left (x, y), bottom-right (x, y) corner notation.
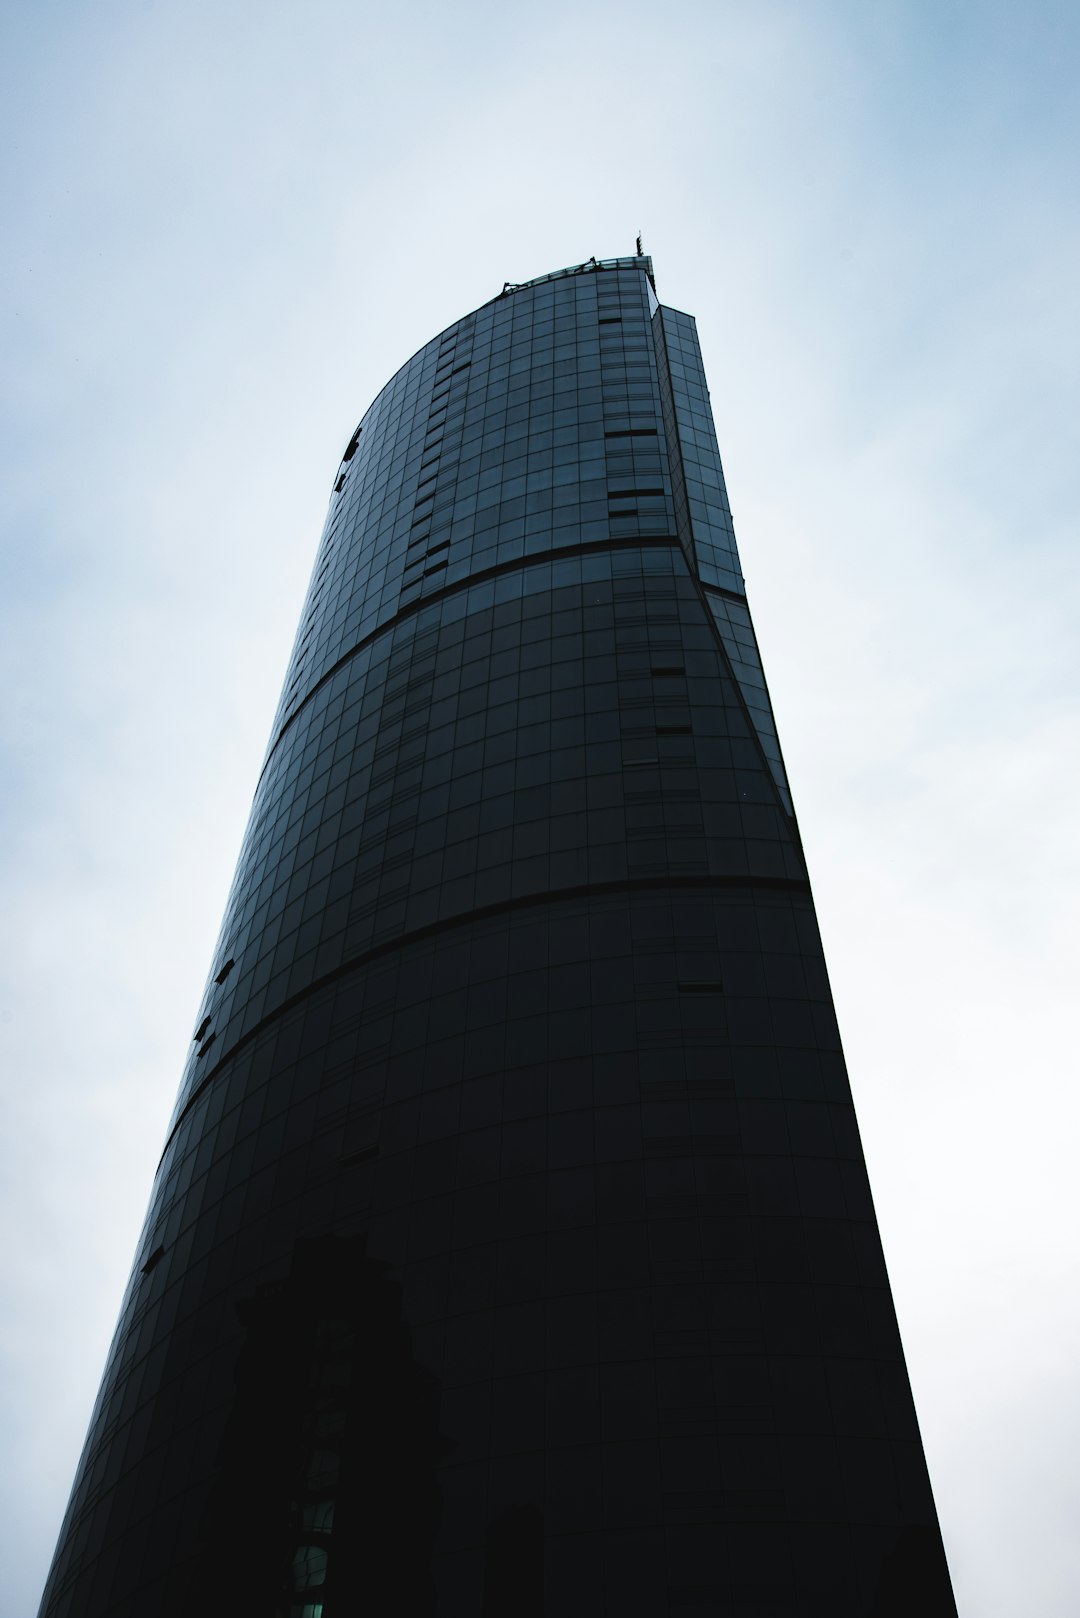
top-left (2, 2), bottom-right (1078, 1613)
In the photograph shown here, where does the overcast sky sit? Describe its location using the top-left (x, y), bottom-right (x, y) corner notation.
top-left (2, 3), bottom-right (1078, 1614)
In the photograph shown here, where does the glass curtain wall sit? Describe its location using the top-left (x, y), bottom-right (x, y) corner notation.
top-left (39, 258), bottom-right (956, 1618)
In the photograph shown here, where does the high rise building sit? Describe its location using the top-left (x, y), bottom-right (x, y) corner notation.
top-left (40, 255), bottom-right (956, 1617)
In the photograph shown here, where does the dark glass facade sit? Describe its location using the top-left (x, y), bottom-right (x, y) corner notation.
top-left (39, 257), bottom-right (956, 1617)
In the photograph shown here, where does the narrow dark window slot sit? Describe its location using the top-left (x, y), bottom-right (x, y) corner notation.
top-left (193, 1016), bottom-right (212, 1043)
top-left (140, 1245), bottom-right (165, 1275)
top-left (339, 1142), bottom-right (381, 1166)
top-left (656, 724), bottom-right (692, 735)
top-left (214, 959), bottom-right (235, 985)
top-left (196, 1032), bottom-right (217, 1059)
top-left (334, 473), bottom-right (347, 492)
top-left (651, 665), bottom-right (686, 676)
top-left (341, 427), bottom-right (362, 462)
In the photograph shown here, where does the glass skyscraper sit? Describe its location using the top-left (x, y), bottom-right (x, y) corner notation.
top-left (39, 255), bottom-right (956, 1616)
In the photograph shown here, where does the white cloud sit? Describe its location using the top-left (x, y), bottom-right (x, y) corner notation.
top-left (3, 3), bottom-right (1077, 1613)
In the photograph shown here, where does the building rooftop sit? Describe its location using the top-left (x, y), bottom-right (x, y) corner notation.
top-left (494, 252), bottom-right (655, 301)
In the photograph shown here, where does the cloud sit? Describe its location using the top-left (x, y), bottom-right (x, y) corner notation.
top-left (3, 4), bottom-right (1077, 1613)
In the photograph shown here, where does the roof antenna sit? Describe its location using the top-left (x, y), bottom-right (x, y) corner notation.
top-left (635, 232), bottom-right (644, 257)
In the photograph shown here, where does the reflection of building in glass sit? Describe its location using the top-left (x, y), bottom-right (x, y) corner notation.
top-left (39, 257), bottom-right (957, 1616)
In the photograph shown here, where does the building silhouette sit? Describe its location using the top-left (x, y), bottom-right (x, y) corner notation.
top-left (40, 256), bottom-right (957, 1616)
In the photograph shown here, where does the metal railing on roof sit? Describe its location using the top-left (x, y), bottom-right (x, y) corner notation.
top-left (496, 254), bottom-right (655, 300)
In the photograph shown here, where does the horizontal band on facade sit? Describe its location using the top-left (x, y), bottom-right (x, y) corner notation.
top-left (261, 533), bottom-right (703, 785)
top-left (161, 868), bottom-right (813, 1165)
